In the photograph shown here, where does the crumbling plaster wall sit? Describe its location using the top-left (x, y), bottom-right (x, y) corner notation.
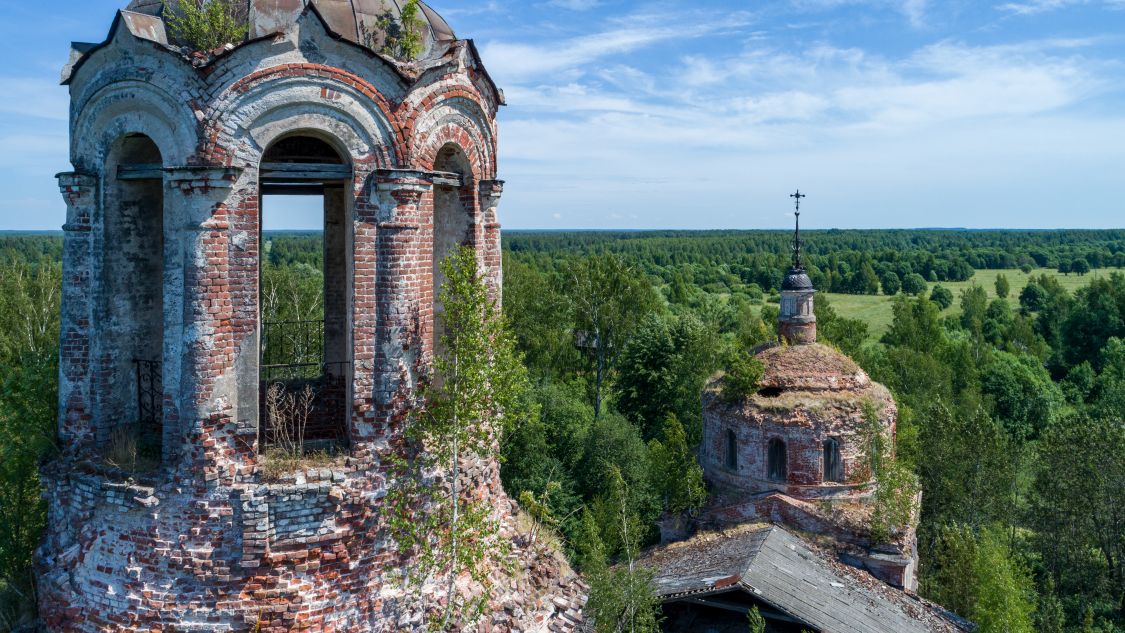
top-left (40, 10), bottom-right (582, 632)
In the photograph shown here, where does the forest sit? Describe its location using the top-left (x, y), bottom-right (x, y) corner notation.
top-left (1, 229), bottom-right (1124, 632)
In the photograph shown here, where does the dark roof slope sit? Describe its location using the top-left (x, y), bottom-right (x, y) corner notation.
top-left (636, 524), bottom-right (971, 633)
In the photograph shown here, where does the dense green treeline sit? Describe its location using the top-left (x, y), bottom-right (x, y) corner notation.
top-left (508, 229), bottom-right (1125, 297)
top-left (0, 258), bottom-right (59, 629)
top-left (1, 230), bottom-right (1124, 632)
top-left (498, 233), bottom-right (1125, 633)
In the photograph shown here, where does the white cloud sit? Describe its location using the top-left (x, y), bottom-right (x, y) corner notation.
top-left (999, 0), bottom-right (1082, 14)
top-left (487, 11), bottom-right (1123, 229)
top-left (0, 133), bottom-right (68, 167)
top-left (0, 77), bottom-right (69, 121)
top-left (438, 2), bottom-right (504, 18)
top-left (479, 9), bottom-right (755, 81)
top-left (901, 0), bottom-right (928, 27)
top-left (789, 0), bottom-right (931, 27)
top-left (998, 0), bottom-right (1125, 13)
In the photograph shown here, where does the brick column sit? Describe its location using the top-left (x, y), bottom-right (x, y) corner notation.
top-left (478, 180), bottom-right (504, 305)
top-left (163, 166), bottom-right (251, 486)
top-left (56, 172), bottom-right (98, 456)
top-left (349, 169), bottom-right (433, 448)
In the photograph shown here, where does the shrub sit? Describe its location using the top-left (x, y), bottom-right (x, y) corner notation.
top-left (995, 274), bottom-right (1010, 299)
top-left (372, 0), bottom-right (425, 60)
top-left (722, 354), bottom-right (765, 404)
top-left (902, 273), bottom-right (928, 296)
top-left (930, 285), bottom-right (954, 310)
top-left (263, 382), bottom-right (314, 458)
top-left (880, 270), bottom-right (902, 296)
top-left (166, 0), bottom-right (249, 52)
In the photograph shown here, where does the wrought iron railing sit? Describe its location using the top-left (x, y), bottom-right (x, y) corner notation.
top-left (134, 359), bottom-right (162, 427)
top-left (260, 318), bottom-right (349, 448)
top-left (259, 361), bottom-right (351, 448)
top-left (261, 319), bottom-right (326, 372)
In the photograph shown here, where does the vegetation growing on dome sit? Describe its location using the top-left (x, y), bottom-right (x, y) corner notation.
top-left (165, 0), bottom-right (249, 52)
top-left (721, 352), bottom-right (765, 404)
top-left (371, 0), bottom-right (425, 61)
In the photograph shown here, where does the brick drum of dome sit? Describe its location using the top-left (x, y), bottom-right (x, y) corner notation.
top-left (37, 3), bottom-right (585, 631)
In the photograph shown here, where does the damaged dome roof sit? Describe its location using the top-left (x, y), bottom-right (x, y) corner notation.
top-left (124, 0), bottom-right (456, 58)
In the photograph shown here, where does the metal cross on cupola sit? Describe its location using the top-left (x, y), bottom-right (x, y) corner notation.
top-left (790, 189), bottom-right (807, 270)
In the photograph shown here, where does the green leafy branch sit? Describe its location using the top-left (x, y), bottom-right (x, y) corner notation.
top-left (387, 246), bottom-right (529, 631)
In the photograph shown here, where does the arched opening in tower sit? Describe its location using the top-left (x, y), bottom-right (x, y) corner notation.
top-left (258, 134), bottom-right (352, 454)
top-left (431, 144), bottom-right (474, 365)
top-left (103, 133), bottom-right (165, 469)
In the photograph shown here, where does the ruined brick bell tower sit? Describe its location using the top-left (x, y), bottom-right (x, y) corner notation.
top-left (38, 2), bottom-right (584, 630)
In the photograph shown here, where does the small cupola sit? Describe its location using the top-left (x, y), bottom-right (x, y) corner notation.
top-left (779, 190), bottom-right (816, 344)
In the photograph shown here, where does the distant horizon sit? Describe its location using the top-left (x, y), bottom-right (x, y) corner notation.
top-left (5, 226), bottom-right (1125, 235)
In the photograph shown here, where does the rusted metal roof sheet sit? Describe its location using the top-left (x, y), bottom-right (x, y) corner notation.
top-left (637, 525), bottom-right (970, 633)
top-left (419, 1), bottom-right (454, 41)
top-left (120, 10), bottom-right (169, 45)
top-left (249, 0), bottom-right (305, 39)
top-left (313, 0), bottom-right (359, 41)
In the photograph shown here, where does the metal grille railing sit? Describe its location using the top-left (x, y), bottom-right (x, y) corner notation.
top-left (134, 359), bottom-right (162, 428)
top-left (259, 318), bottom-right (349, 448)
top-left (261, 319), bottom-right (326, 374)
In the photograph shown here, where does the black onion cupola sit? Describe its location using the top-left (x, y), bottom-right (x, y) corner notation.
top-left (779, 190), bottom-right (816, 344)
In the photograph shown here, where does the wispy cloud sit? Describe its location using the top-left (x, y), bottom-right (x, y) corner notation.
top-left (789, 0), bottom-right (932, 27)
top-left (481, 2), bottom-right (1124, 229)
top-left (480, 8), bottom-right (755, 81)
top-left (998, 0), bottom-right (1125, 14)
top-left (0, 77), bottom-right (68, 121)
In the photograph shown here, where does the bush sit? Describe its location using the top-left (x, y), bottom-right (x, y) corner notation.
top-left (995, 274), bottom-right (1010, 299)
top-left (902, 273), bottom-right (928, 296)
top-left (371, 0), bottom-right (425, 60)
top-left (166, 0), bottom-right (249, 52)
top-left (721, 354), bottom-right (765, 404)
top-left (871, 459), bottom-right (920, 543)
top-left (930, 285), bottom-right (954, 310)
top-left (971, 528), bottom-right (1036, 633)
top-left (1019, 282), bottom-right (1047, 312)
top-left (880, 271), bottom-right (902, 296)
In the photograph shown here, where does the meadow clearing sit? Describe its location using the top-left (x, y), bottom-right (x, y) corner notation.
top-left (823, 267), bottom-right (1124, 340)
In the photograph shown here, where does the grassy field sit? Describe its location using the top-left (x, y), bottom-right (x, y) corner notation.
top-left (823, 267), bottom-right (1123, 340)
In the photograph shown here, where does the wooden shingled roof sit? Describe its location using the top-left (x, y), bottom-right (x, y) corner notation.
top-left (636, 524), bottom-right (972, 633)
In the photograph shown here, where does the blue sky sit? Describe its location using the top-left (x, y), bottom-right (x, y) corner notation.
top-left (1, 0), bottom-right (1123, 230)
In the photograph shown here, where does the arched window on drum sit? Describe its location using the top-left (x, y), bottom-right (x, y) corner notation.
top-left (823, 437), bottom-right (844, 483)
top-left (725, 429), bottom-right (738, 470)
top-left (768, 437), bottom-right (787, 482)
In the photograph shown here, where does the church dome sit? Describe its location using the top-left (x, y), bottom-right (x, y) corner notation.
top-left (700, 342), bottom-right (896, 496)
top-left (125, 0), bottom-right (456, 59)
top-left (755, 343), bottom-right (870, 393)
